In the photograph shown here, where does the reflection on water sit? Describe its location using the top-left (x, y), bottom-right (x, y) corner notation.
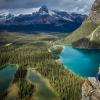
top-left (27, 69), bottom-right (58, 100)
top-left (0, 65), bottom-right (59, 99)
top-left (59, 45), bottom-right (100, 77)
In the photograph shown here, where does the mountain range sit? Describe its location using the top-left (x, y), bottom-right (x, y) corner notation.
top-left (0, 5), bottom-right (86, 33)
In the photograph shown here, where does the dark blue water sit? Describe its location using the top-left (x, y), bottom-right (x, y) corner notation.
top-left (0, 65), bottom-right (16, 92)
top-left (59, 45), bottom-right (100, 77)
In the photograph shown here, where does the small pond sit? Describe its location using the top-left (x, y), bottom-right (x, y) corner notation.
top-left (0, 65), bottom-right (16, 93)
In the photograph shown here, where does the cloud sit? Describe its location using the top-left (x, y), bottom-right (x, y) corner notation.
top-left (0, 0), bottom-right (95, 14)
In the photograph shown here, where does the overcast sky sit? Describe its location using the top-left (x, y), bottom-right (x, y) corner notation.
top-left (0, 0), bottom-right (95, 15)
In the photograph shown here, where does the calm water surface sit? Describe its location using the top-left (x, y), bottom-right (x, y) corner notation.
top-left (59, 45), bottom-right (100, 77)
top-left (0, 65), bottom-right (16, 92)
top-left (27, 69), bottom-right (58, 100)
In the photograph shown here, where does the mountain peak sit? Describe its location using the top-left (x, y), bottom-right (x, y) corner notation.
top-left (39, 5), bottom-right (49, 14)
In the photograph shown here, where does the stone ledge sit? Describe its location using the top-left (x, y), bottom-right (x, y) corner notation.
top-left (82, 77), bottom-right (100, 100)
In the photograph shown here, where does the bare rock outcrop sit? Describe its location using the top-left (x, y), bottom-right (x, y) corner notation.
top-left (82, 77), bottom-right (100, 100)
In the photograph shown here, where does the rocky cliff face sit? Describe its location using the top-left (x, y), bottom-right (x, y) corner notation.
top-left (64, 0), bottom-right (100, 48)
top-left (88, 0), bottom-right (100, 24)
top-left (92, 0), bottom-right (100, 12)
top-left (82, 77), bottom-right (100, 100)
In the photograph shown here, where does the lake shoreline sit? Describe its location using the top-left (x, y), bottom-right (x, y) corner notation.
top-left (57, 44), bottom-right (100, 77)
top-left (51, 44), bottom-right (85, 78)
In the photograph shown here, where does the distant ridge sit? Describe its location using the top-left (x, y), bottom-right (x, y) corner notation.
top-left (0, 6), bottom-right (86, 33)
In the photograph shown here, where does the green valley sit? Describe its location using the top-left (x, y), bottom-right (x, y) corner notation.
top-left (0, 32), bottom-right (83, 100)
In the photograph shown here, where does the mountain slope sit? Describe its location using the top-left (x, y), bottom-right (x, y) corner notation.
top-left (64, 0), bottom-right (100, 48)
top-left (64, 21), bottom-right (98, 43)
top-left (89, 25), bottom-right (100, 42)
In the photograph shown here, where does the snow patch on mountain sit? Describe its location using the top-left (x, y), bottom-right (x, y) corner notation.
top-left (0, 6), bottom-right (86, 33)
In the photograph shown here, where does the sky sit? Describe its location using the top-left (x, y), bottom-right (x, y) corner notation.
top-left (0, 0), bottom-right (95, 15)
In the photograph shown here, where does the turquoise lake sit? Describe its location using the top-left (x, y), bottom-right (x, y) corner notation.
top-left (0, 65), bottom-right (16, 92)
top-left (59, 45), bottom-right (100, 77)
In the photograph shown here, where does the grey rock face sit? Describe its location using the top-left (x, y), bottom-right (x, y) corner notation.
top-left (82, 77), bottom-right (100, 100)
